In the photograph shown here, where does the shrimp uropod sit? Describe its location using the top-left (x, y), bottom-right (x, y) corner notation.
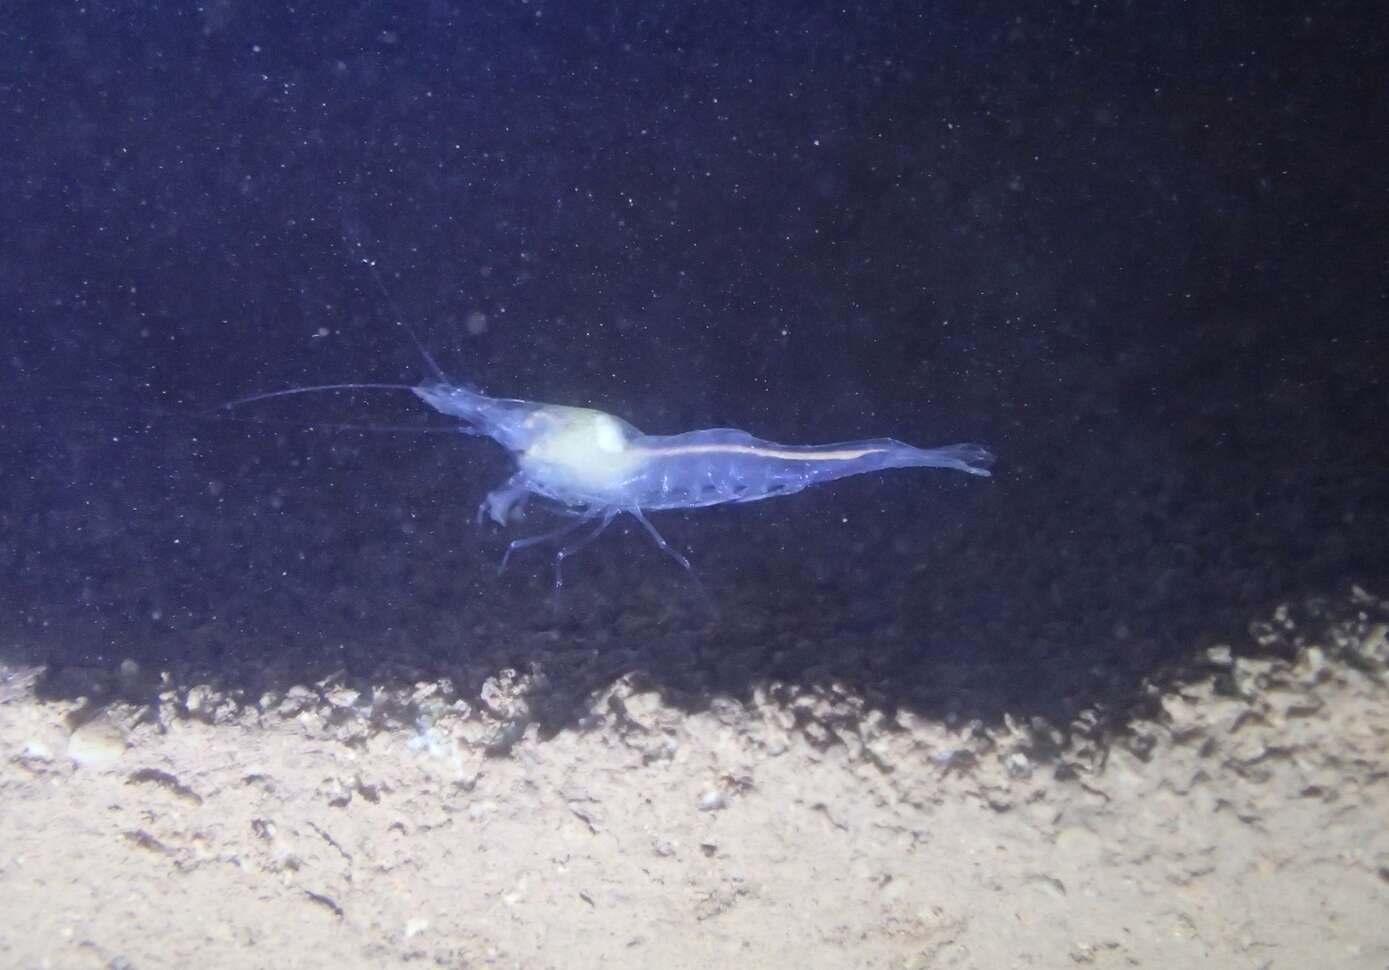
top-left (408, 379), bottom-right (993, 589)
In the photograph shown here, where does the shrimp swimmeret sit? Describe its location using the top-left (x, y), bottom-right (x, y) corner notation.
top-left (229, 374), bottom-right (994, 589)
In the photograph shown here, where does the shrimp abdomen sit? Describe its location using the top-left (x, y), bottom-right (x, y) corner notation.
top-left (618, 430), bottom-right (993, 510)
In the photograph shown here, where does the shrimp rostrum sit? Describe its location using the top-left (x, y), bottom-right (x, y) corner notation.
top-left (413, 380), bottom-right (993, 587)
top-left (235, 376), bottom-right (993, 588)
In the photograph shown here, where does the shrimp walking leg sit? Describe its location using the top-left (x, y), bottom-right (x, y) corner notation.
top-left (628, 508), bottom-right (714, 609)
top-left (552, 511), bottom-right (617, 593)
top-left (477, 474), bottom-right (532, 526)
top-left (497, 515), bottom-right (597, 574)
top-left (628, 508), bottom-right (694, 576)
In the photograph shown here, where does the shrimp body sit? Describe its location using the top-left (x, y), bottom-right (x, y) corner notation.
top-left (408, 379), bottom-right (993, 586)
top-left (226, 236), bottom-right (991, 590)
top-left (617, 430), bottom-right (991, 510)
top-left (526, 426), bottom-right (992, 512)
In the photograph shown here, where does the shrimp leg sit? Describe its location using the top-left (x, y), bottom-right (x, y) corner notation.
top-left (552, 510), bottom-right (618, 593)
top-left (477, 473), bottom-right (533, 526)
top-left (628, 508), bottom-right (714, 610)
top-left (497, 514), bottom-right (597, 575)
top-left (628, 508), bottom-right (693, 576)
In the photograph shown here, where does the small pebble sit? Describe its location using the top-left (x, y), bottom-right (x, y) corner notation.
top-left (698, 790), bottom-right (726, 811)
top-left (403, 917), bottom-right (430, 940)
top-left (22, 739), bottom-right (54, 761)
top-left (1004, 752), bottom-right (1033, 779)
top-left (67, 720), bottom-right (127, 769)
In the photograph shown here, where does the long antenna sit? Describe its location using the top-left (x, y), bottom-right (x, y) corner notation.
top-left (151, 401), bottom-right (470, 436)
top-left (335, 207), bottom-right (451, 384)
top-left (220, 382), bottom-right (418, 410)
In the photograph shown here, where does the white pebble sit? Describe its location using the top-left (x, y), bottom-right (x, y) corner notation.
top-left (67, 720), bottom-right (127, 769)
top-left (698, 790), bottom-right (726, 812)
top-left (403, 917), bottom-right (430, 940)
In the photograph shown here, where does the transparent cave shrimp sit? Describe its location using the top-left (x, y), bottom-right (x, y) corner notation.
top-left (228, 357), bottom-right (995, 592)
